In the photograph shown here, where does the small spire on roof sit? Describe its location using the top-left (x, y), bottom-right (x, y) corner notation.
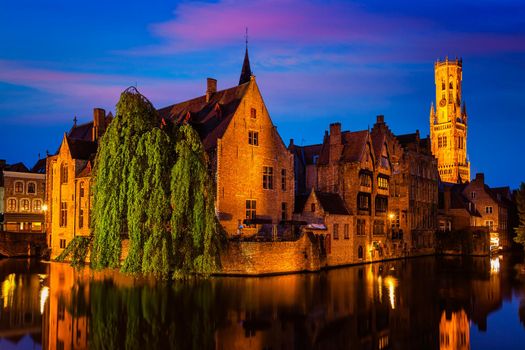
top-left (73, 116), bottom-right (78, 127)
top-left (239, 27), bottom-right (253, 85)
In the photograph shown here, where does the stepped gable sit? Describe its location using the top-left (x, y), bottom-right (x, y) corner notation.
top-left (158, 82), bottom-right (250, 151)
top-left (317, 129), bottom-right (369, 166)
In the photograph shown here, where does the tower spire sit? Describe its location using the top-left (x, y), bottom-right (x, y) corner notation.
top-left (239, 27), bottom-right (252, 85)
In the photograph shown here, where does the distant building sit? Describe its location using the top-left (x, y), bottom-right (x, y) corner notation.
top-left (430, 58), bottom-right (470, 184)
top-left (0, 159), bottom-right (46, 232)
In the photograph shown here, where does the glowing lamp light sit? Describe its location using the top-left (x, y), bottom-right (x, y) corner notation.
top-left (388, 213), bottom-right (395, 220)
top-left (42, 204), bottom-right (48, 212)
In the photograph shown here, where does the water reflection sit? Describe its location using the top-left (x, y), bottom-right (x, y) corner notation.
top-left (1, 254), bottom-right (525, 349)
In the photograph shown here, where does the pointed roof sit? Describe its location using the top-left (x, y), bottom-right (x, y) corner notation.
top-left (239, 47), bottom-right (252, 85)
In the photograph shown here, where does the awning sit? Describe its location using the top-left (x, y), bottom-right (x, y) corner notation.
top-left (3, 213), bottom-right (44, 222)
top-left (243, 218), bottom-right (273, 225)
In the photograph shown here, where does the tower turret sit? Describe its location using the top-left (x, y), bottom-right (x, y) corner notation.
top-left (430, 57), bottom-right (470, 183)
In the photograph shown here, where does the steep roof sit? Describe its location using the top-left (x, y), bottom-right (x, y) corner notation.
top-left (158, 82), bottom-right (250, 151)
top-left (396, 133), bottom-right (418, 148)
top-left (315, 191), bottom-right (350, 215)
top-left (317, 130), bottom-right (369, 166)
top-left (5, 162), bottom-right (29, 172)
top-left (239, 47), bottom-right (252, 85)
top-left (66, 137), bottom-right (98, 160)
top-left (289, 143), bottom-right (322, 166)
top-left (31, 158), bottom-right (46, 174)
top-left (68, 121), bottom-right (94, 141)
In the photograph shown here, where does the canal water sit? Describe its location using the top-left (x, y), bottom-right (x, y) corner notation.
top-left (1, 254), bottom-right (524, 350)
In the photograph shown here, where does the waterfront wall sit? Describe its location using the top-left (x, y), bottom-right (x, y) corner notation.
top-left (220, 232), bottom-right (321, 275)
top-left (0, 231), bottom-right (47, 257)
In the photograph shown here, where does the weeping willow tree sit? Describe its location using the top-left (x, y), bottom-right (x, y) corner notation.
top-left (91, 87), bottom-right (160, 269)
top-left (171, 124), bottom-right (222, 277)
top-left (90, 86), bottom-right (222, 277)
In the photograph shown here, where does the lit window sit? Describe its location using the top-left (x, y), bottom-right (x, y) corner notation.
top-left (248, 131), bottom-right (259, 146)
top-left (14, 181), bottom-right (24, 193)
top-left (245, 200), bottom-right (256, 227)
top-left (27, 182), bottom-right (36, 194)
top-left (7, 198), bottom-right (17, 212)
top-left (262, 166), bottom-right (273, 190)
top-left (33, 200), bottom-right (42, 212)
top-left (60, 202), bottom-right (67, 227)
top-left (378, 176), bottom-right (389, 190)
top-left (21, 199), bottom-right (30, 212)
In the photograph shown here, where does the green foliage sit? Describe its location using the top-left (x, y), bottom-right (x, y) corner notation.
top-left (55, 236), bottom-right (91, 267)
top-left (170, 124), bottom-right (221, 277)
top-left (514, 182), bottom-right (525, 249)
top-left (90, 87), bottom-right (222, 278)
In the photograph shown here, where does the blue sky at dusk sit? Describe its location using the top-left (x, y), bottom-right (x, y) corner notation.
top-left (1, 0), bottom-right (524, 188)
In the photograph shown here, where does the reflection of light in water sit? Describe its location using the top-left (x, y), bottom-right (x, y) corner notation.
top-left (383, 276), bottom-right (397, 309)
top-left (378, 275), bottom-right (383, 301)
top-left (490, 256), bottom-right (500, 274)
top-left (40, 286), bottom-right (49, 314)
top-left (2, 273), bottom-right (17, 309)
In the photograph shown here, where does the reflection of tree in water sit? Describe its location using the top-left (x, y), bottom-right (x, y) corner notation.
top-left (520, 299), bottom-right (525, 329)
top-left (63, 279), bottom-right (226, 349)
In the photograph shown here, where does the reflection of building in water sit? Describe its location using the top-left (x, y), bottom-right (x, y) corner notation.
top-left (0, 260), bottom-right (45, 348)
top-left (42, 262), bottom-right (89, 350)
top-left (439, 310), bottom-right (470, 350)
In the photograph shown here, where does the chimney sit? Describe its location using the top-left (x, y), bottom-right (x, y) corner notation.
top-left (206, 78), bottom-right (217, 102)
top-left (289, 138), bottom-right (294, 147)
top-left (475, 173), bottom-right (485, 184)
top-left (92, 108), bottom-right (106, 142)
top-left (329, 123), bottom-right (342, 164)
top-left (376, 115), bottom-right (385, 124)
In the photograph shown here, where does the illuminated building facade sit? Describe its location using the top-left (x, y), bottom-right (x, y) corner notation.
top-left (430, 58), bottom-right (470, 184)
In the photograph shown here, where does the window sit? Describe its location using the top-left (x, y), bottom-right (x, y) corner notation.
top-left (281, 169), bottom-right (287, 191)
top-left (79, 182), bottom-right (85, 198)
top-left (281, 202), bottom-right (287, 221)
top-left (245, 200), bottom-right (256, 222)
top-left (441, 81), bottom-right (445, 90)
top-left (21, 199), bottom-right (30, 212)
top-left (313, 155), bottom-right (319, 164)
top-left (373, 220), bottom-right (385, 235)
top-left (358, 246), bottom-right (364, 259)
top-left (471, 191), bottom-right (476, 199)
top-left (357, 219), bottom-right (366, 236)
top-left (311, 203), bottom-right (316, 212)
top-left (375, 196), bottom-right (388, 213)
top-left (358, 193), bottom-right (370, 211)
top-left (344, 224), bottom-right (349, 239)
top-left (333, 224), bottom-right (339, 240)
top-left (33, 200), bottom-right (42, 212)
top-left (7, 198), bottom-right (17, 212)
top-left (59, 239), bottom-right (67, 249)
top-left (60, 202), bottom-right (67, 227)
top-left (27, 182), bottom-right (36, 194)
top-left (79, 208), bottom-right (84, 229)
top-left (248, 131), bottom-right (259, 146)
top-left (360, 172), bottom-right (372, 187)
top-left (485, 220), bottom-right (494, 230)
top-left (485, 206), bottom-right (493, 214)
top-left (378, 176), bottom-right (389, 190)
top-left (262, 166), bottom-right (273, 190)
top-left (250, 107), bottom-right (256, 119)
top-left (14, 181), bottom-right (24, 193)
top-left (60, 163), bottom-right (68, 184)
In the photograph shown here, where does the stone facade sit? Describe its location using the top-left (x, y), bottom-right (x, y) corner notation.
top-left (430, 58), bottom-right (470, 183)
top-left (1, 161), bottom-right (46, 233)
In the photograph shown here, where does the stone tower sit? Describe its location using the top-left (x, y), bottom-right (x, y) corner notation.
top-left (430, 57), bottom-right (470, 183)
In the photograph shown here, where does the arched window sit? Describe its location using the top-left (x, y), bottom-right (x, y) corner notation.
top-left (79, 181), bottom-right (85, 198)
top-left (20, 199), bottom-right (30, 212)
top-left (7, 198), bottom-right (17, 212)
top-left (27, 182), bottom-right (36, 194)
top-left (358, 245), bottom-right (364, 259)
top-left (441, 80), bottom-right (445, 90)
top-left (33, 199), bottom-right (42, 212)
top-left (14, 181), bottom-right (24, 193)
top-left (60, 163), bottom-right (68, 184)
top-left (449, 81), bottom-right (453, 89)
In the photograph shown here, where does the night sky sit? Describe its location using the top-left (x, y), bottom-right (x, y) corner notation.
top-left (1, 0), bottom-right (523, 188)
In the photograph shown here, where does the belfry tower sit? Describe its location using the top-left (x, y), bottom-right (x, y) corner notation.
top-left (430, 57), bottom-right (470, 183)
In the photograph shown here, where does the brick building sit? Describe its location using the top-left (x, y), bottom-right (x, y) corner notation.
top-left (1, 160), bottom-right (46, 233)
top-left (46, 49), bottom-right (295, 258)
top-left (159, 48), bottom-right (294, 237)
top-left (46, 108), bottom-right (110, 258)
